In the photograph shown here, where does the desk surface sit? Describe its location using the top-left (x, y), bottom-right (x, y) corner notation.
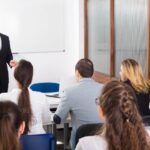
top-left (46, 92), bottom-right (61, 109)
top-left (46, 93), bottom-right (71, 123)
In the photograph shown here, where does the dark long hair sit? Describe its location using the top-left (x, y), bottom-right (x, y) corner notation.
top-left (99, 80), bottom-right (150, 150)
top-left (14, 59), bottom-right (33, 134)
top-left (0, 101), bottom-right (24, 150)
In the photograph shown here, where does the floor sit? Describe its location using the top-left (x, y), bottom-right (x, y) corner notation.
top-left (56, 128), bottom-right (71, 150)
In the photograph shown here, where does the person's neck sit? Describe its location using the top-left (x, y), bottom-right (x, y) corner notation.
top-left (17, 82), bottom-right (22, 90)
top-left (77, 76), bottom-right (83, 82)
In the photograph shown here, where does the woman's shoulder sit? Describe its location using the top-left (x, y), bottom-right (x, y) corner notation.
top-left (0, 88), bottom-right (20, 103)
top-left (80, 135), bottom-right (106, 142)
top-left (76, 135), bottom-right (107, 150)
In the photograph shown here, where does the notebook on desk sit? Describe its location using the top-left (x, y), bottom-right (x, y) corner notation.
top-left (46, 93), bottom-right (60, 98)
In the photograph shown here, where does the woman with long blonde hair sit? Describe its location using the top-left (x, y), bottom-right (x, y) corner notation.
top-left (120, 58), bottom-right (150, 116)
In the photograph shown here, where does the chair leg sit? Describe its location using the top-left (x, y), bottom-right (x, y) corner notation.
top-left (52, 124), bottom-right (57, 136)
top-left (64, 123), bottom-right (69, 150)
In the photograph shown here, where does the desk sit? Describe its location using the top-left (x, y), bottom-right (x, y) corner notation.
top-left (46, 94), bottom-right (70, 150)
top-left (46, 96), bottom-right (60, 109)
top-left (46, 94), bottom-right (60, 135)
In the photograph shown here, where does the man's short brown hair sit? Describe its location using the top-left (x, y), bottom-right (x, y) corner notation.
top-left (75, 58), bottom-right (94, 77)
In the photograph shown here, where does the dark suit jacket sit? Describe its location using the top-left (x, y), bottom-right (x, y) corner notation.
top-left (0, 33), bottom-right (13, 88)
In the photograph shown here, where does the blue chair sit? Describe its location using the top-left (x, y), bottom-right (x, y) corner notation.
top-left (30, 82), bottom-right (59, 93)
top-left (20, 133), bottom-right (56, 150)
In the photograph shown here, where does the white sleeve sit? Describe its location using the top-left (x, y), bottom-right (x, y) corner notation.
top-left (0, 93), bottom-right (11, 101)
top-left (41, 95), bottom-right (52, 125)
top-left (75, 140), bottom-right (84, 150)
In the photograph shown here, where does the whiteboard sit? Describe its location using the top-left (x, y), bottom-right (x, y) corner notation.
top-left (0, 0), bottom-right (65, 53)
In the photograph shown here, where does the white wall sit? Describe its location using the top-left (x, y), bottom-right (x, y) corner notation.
top-left (0, 0), bottom-right (65, 53)
top-left (8, 0), bottom-right (84, 90)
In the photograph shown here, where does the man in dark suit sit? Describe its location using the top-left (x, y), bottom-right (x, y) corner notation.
top-left (0, 33), bottom-right (16, 93)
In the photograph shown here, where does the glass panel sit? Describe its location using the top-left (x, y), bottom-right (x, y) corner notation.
top-left (115, 0), bottom-right (148, 77)
top-left (88, 0), bottom-right (110, 74)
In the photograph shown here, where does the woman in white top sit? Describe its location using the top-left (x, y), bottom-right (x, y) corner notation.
top-left (76, 80), bottom-right (150, 150)
top-left (0, 59), bottom-right (51, 134)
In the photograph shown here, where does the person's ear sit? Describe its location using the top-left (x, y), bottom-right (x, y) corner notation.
top-left (98, 106), bottom-right (105, 121)
top-left (75, 70), bottom-right (80, 81)
top-left (18, 121), bottom-right (25, 137)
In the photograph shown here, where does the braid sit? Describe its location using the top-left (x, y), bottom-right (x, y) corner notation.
top-left (119, 90), bottom-right (139, 150)
top-left (120, 91), bottom-right (136, 123)
top-left (100, 80), bottom-right (150, 150)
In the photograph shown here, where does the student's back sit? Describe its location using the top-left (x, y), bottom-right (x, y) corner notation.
top-left (66, 78), bottom-right (102, 132)
top-left (54, 58), bottom-right (103, 149)
top-left (0, 59), bottom-right (51, 134)
top-left (0, 88), bottom-right (51, 134)
top-left (76, 80), bottom-right (150, 150)
top-left (75, 135), bottom-right (107, 150)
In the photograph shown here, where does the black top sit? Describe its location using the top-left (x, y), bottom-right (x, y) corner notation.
top-left (0, 33), bottom-right (13, 77)
top-left (124, 80), bottom-right (150, 117)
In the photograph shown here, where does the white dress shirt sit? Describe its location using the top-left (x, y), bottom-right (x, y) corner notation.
top-left (0, 88), bottom-right (51, 134)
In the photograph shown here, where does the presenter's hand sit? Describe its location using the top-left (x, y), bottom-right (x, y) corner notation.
top-left (9, 60), bottom-right (17, 67)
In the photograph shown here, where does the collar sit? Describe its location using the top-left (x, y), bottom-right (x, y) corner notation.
top-left (79, 78), bottom-right (93, 83)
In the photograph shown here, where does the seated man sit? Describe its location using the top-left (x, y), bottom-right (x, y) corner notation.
top-left (53, 58), bottom-right (103, 149)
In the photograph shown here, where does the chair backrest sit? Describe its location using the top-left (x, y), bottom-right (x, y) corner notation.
top-left (75, 123), bottom-right (103, 147)
top-left (30, 82), bottom-right (59, 93)
top-left (20, 133), bottom-right (56, 150)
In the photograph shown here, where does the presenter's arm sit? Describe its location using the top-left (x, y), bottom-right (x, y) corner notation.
top-left (9, 60), bottom-right (17, 67)
top-left (6, 36), bottom-right (17, 67)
